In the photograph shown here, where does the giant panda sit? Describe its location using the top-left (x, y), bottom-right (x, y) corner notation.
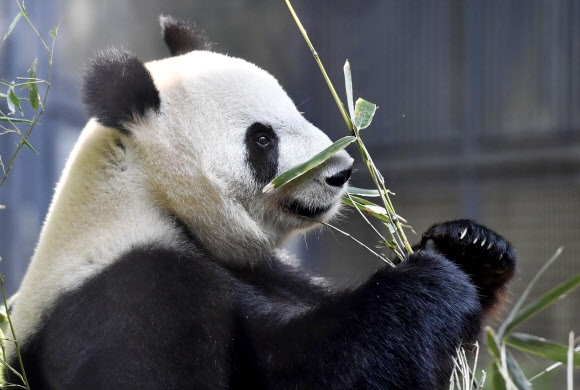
top-left (7, 16), bottom-right (516, 389)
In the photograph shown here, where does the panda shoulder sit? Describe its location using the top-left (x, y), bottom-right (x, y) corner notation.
top-left (97, 243), bottom-right (234, 298)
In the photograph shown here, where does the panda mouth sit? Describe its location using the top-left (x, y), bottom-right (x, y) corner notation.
top-left (283, 200), bottom-right (332, 219)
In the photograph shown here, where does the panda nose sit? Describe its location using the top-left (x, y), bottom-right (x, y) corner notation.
top-left (325, 167), bottom-right (353, 187)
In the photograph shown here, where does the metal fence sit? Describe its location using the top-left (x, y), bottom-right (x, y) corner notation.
top-left (301, 0), bottom-right (580, 366)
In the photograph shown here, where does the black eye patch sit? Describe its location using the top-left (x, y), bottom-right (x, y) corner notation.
top-left (245, 122), bottom-right (279, 186)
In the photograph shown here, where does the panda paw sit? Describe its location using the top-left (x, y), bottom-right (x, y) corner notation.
top-left (418, 219), bottom-right (517, 313)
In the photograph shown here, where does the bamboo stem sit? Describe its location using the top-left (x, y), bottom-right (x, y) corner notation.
top-left (284, 0), bottom-right (353, 134)
top-left (0, 277), bottom-right (29, 389)
top-left (284, 0), bottom-right (414, 260)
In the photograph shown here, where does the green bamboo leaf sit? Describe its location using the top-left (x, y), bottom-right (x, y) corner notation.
top-left (340, 195), bottom-right (362, 209)
top-left (497, 247), bottom-right (563, 339)
top-left (485, 326), bottom-right (501, 359)
top-left (0, 117), bottom-right (34, 124)
top-left (49, 25), bottom-right (59, 38)
top-left (506, 351), bottom-right (531, 390)
top-left (382, 240), bottom-right (397, 251)
top-left (344, 195), bottom-right (381, 208)
top-left (504, 272), bottom-right (580, 335)
top-left (21, 138), bottom-right (40, 155)
top-left (488, 361), bottom-right (508, 390)
top-left (9, 86), bottom-right (24, 115)
top-left (28, 59), bottom-right (39, 78)
top-left (341, 195), bottom-right (391, 223)
top-left (3, 12), bottom-right (22, 42)
top-left (344, 61), bottom-right (355, 121)
top-left (353, 98), bottom-right (377, 130)
top-left (263, 136), bottom-right (356, 193)
top-left (346, 186), bottom-right (380, 197)
top-left (505, 333), bottom-right (580, 366)
top-left (11, 96), bottom-right (22, 116)
top-left (28, 59), bottom-right (39, 110)
top-left (6, 86), bottom-right (16, 114)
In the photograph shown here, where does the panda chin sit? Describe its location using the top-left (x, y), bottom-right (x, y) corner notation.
top-left (283, 200), bottom-right (333, 219)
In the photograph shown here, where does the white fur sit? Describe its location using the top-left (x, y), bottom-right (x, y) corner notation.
top-left (11, 119), bottom-right (185, 349)
top-left (10, 50), bottom-right (352, 351)
top-left (140, 52), bottom-right (352, 260)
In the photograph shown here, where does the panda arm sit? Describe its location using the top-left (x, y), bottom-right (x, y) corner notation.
top-left (237, 220), bottom-right (516, 389)
top-left (237, 251), bottom-right (480, 389)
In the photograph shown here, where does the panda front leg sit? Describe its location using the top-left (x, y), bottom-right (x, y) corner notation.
top-left (243, 219), bottom-right (516, 389)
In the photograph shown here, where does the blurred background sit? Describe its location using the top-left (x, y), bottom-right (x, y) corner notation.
top-left (1, 0), bottom-right (579, 387)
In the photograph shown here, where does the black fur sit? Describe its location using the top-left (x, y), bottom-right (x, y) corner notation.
top-left (10, 220), bottom-right (516, 389)
top-left (245, 122), bottom-right (279, 186)
top-left (82, 49), bottom-right (160, 134)
top-left (283, 199), bottom-right (331, 218)
top-left (418, 219), bottom-right (517, 313)
top-left (160, 15), bottom-right (212, 56)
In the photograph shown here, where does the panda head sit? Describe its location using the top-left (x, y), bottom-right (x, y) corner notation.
top-left (82, 16), bottom-right (353, 263)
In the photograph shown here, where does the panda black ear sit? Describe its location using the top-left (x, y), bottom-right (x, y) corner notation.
top-left (160, 15), bottom-right (212, 56)
top-left (82, 48), bottom-right (160, 134)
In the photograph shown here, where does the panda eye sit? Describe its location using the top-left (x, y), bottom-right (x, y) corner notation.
top-left (257, 135), bottom-right (270, 146)
top-left (246, 122), bottom-right (277, 151)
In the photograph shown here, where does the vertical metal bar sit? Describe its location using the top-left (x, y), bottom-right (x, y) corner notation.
top-left (461, 0), bottom-right (482, 219)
